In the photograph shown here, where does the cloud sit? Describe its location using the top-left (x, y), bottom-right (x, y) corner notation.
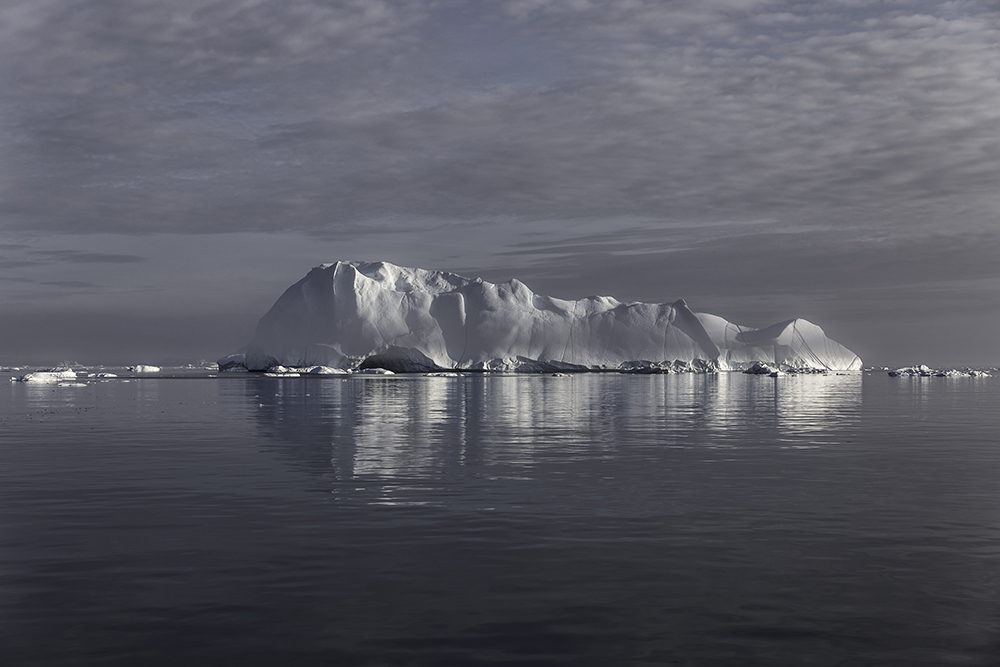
top-left (0, 0), bottom-right (996, 239)
top-left (28, 250), bottom-right (145, 263)
top-left (0, 276), bottom-right (101, 288)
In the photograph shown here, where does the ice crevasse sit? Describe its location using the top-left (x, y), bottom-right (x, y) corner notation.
top-left (221, 261), bottom-right (862, 373)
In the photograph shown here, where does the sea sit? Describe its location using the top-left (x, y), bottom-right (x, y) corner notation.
top-left (2, 368), bottom-right (999, 666)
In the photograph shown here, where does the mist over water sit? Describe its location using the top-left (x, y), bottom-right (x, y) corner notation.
top-left (2, 372), bottom-right (999, 665)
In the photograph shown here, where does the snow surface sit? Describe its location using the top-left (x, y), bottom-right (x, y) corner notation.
top-left (226, 261), bottom-right (863, 373)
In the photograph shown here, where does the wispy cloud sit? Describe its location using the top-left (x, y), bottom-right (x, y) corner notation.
top-left (2, 0), bottom-right (996, 237)
top-left (28, 250), bottom-right (145, 263)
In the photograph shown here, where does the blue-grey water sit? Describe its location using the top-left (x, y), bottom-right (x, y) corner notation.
top-left (2, 371), bottom-right (999, 665)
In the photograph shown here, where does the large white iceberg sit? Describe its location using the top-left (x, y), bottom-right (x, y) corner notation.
top-left (223, 261), bottom-right (862, 373)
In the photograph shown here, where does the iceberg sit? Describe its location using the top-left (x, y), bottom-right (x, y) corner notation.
top-left (223, 261), bottom-right (862, 373)
top-left (15, 368), bottom-right (79, 383)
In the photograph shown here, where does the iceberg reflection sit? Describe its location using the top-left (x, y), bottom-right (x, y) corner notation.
top-left (244, 372), bottom-right (863, 482)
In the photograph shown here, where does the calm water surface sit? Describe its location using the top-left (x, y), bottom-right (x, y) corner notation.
top-left (2, 371), bottom-right (999, 665)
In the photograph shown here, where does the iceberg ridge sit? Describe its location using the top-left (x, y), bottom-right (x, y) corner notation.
top-left (224, 261), bottom-right (862, 373)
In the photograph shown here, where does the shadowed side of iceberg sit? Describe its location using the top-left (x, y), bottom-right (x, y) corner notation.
top-left (225, 261), bottom-right (861, 372)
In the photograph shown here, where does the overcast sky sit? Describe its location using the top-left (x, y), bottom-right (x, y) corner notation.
top-left (2, 0), bottom-right (998, 367)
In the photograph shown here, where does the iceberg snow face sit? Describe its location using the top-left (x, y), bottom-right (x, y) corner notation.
top-left (230, 261), bottom-right (862, 373)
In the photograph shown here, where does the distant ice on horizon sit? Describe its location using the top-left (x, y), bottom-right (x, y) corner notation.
top-left (221, 261), bottom-right (863, 373)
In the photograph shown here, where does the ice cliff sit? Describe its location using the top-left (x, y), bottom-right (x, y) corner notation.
top-left (223, 261), bottom-right (862, 373)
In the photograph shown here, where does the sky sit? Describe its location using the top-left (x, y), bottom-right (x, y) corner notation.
top-left (1, 0), bottom-right (998, 367)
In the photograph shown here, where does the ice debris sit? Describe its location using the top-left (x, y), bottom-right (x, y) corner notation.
top-left (306, 366), bottom-right (349, 375)
top-left (222, 261), bottom-right (863, 374)
top-left (129, 365), bottom-right (161, 373)
top-left (218, 353), bottom-right (247, 372)
top-left (743, 361), bottom-right (777, 375)
top-left (889, 365), bottom-right (991, 377)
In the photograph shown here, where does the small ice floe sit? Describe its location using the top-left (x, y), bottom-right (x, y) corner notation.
top-left (888, 365), bottom-right (933, 377)
top-left (57, 382), bottom-right (88, 387)
top-left (618, 361), bottom-right (669, 374)
top-left (768, 369), bottom-right (784, 377)
top-left (218, 353), bottom-right (248, 372)
top-left (933, 369), bottom-right (992, 377)
top-left (307, 366), bottom-right (349, 375)
top-left (97, 373), bottom-right (118, 378)
top-left (743, 361), bottom-right (778, 375)
top-left (16, 369), bottom-right (78, 383)
top-left (129, 365), bottom-right (161, 373)
top-left (294, 366), bottom-right (348, 375)
top-left (617, 360), bottom-right (713, 374)
top-left (426, 372), bottom-right (460, 377)
top-left (550, 372), bottom-right (569, 377)
top-left (353, 368), bottom-right (395, 375)
top-left (889, 365), bottom-right (991, 377)
top-left (262, 365), bottom-right (317, 377)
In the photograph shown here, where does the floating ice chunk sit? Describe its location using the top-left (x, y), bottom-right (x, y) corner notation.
top-left (17, 369), bottom-right (78, 383)
top-left (307, 366), bottom-right (349, 375)
top-left (129, 365), bottom-right (161, 373)
top-left (353, 368), bottom-right (395, 375)
top-left (889, 365), bottom-right (991, 377)
top-left (222, 261), bottom-right (862, 373)
top-left (218, 353), bottom-right (247, 372)
top-left (743, 361), bottom-right (777, 375)
top-left (888, 365), bottom-right (934, 377)
top-left (617, 360), bottom-right (715, 374)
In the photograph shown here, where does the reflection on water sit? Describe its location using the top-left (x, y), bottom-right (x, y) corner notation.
top-left (6, 370), bottom-right (999, 666)
top-left (244, 373), bottom-right (863, 480)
